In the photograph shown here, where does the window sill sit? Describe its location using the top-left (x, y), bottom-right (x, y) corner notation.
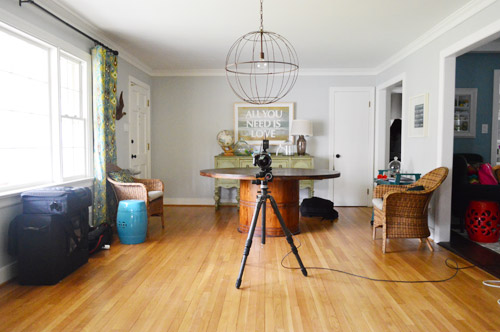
top-left (0, 177), bottom-right (94, 208)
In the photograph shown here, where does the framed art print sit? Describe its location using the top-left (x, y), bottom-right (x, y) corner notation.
top-left (234, 102), bottom-right (294, 145)
top-left (408, 94), bottom-right (429, 137)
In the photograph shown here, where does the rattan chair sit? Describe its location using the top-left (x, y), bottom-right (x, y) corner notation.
top-left (106, 164), bottom-right (165, 229)
top-left (372, 167), bottom-right (449, 253)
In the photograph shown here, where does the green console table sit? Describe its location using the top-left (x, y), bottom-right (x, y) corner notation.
top-left (213, 154), bottom-right (314, 209)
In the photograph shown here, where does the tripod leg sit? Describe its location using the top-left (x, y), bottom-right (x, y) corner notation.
top-left (261, 199), bottom-right (266, 244)
top-left (236, 197), bottom-right (263, 289)
top-left (268, 196), bottom-right (308, 277)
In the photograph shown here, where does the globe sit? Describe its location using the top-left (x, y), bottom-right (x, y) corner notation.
top-left (217, 130), bottom-right (234, 147)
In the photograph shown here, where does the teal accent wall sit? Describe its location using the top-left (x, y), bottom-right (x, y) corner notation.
top-left (454, 53), bottom-right (500, 163)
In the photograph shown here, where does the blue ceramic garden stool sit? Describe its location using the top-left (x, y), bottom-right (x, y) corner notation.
top-left (117, 200), bottom-right (147, 244)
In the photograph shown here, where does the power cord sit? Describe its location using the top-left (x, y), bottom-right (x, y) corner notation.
top-left (283, 236), bottom-right (500, 304)
top-left (482, 281), bottom-right (500, 305)
top-left (281, 236), bottom-right (476, 284)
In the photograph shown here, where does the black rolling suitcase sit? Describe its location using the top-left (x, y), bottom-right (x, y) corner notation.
top-left (9, 187), bottom-right (91, 285)
top-left (21, 187), bottom-right (92, 215)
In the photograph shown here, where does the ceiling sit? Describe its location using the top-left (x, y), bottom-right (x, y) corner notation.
top-left (47, 0), bottom-right (474, 74)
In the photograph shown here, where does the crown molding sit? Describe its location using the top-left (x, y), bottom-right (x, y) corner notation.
top-left (40, 0), bottom-right (153, 75)
top-left (299, 68), bottom-right (377, 76)
top-left (151, 67), bottom-right (378, 77)
top-left (151, 69), bottom-right (226, 77)
top-left (374, 0), bottom-right (496, 74)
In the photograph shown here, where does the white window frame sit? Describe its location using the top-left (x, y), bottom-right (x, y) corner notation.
top-left (0, 18), bottom-right (93, 197)
top-left (59, 51), bottom-right (91, 181)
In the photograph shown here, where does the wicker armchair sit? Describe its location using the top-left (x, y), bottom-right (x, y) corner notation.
top-left (372, 167), bottom-right (449, 253)
top-left (106, 164), bottom-right (165, 229)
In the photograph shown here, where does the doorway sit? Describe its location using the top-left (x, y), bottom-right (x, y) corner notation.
top-left (436, 25), bottom-right (500, 243)
top-left (436, 20), bottom-right (500, 277)
top-left (375, 74), bottom-right (405, 173)
top-left (329, 87), bottom-right (375, 206)
top-left (128, 77), bottom-right (151, 178)
top-left (389, 85), bottom-right (403, 164)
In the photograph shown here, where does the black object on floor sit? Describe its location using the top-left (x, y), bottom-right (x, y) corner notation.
top-left (300, 196), bottom-right (338, 221)
top-left (439, 230), bottom-right (500, 279)
top-left (9, 187), bottom-right (91, 285)
top-left (88, 223), bottom-right (112, 255)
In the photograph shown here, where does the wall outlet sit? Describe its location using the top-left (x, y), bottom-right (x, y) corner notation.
top-left (482, 124), bottom-right (488, 134)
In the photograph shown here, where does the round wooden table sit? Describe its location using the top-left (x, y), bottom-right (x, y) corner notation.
top-left (200, 168), bottom-right (340, 236)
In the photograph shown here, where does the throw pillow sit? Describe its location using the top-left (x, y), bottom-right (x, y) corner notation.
top-left (108, 170), bottom-right (134, 183)
top-left (407, 185), bottom-right (425, 192)
top-left (478, 163), bottom-right (498, 185)
top-left (467, 163), bottom-right (478, 175)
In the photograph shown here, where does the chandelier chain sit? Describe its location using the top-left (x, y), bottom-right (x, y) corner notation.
top-left (259, 0), bottom-right (264, 32)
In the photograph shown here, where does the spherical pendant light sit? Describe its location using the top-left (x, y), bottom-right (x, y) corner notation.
top-left (225, 0), bottom-right (299, 105)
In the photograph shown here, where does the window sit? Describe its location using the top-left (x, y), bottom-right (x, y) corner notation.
top-left (60, 54), bottom-right (88, 179)
top-left (0, 23), bottom-right (91, 193)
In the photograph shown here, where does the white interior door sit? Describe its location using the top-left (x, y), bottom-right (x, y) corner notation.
top-left (329, 87), bottom-right (375, 206)
top-left (129, 80), bottom-right (151, 178)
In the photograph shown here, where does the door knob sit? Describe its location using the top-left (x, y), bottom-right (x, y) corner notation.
top-left (336, 154), bottom-right (341, 158)
top-left (131, 154), bottom-right (137, 159)
top-left (131, 139), bottom-right (134, 144)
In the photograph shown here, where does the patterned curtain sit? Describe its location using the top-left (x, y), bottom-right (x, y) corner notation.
top-left (92, 46), bottom-right (118, 225)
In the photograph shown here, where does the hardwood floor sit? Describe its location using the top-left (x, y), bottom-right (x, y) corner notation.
top-left (0, 206), bottom-right (499, 331)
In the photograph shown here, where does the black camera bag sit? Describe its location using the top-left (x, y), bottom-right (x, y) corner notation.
top-left (300, 197), bottom-right (338, 221)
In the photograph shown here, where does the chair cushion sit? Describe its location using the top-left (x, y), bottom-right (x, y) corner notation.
top-left (372, 198), bottom-right (383, 210)
top-left (407, 185), bottom-right (425, 191)
top-left (148, 191), bottom-right (163, 201)
top-left (108, 170), bottom-right (134, 183)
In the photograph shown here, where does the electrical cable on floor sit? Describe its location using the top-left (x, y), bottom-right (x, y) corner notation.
top-left (281, 236), bottom-right (476, 284)
top-left (482, 280), bottom-right (500, 305)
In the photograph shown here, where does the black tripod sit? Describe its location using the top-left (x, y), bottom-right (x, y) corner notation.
top-left (235, 178), bottom-right (308, 289)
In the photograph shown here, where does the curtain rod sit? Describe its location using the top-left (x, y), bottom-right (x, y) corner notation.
top-left (19, 0), bottom-right (119, 55)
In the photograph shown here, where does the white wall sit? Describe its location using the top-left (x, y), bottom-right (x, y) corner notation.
top-left (151, 75), bottom-right (376, 204)
top-left (375, 1), bottom-right (500, 241)
top-left (0, 1), bottom-right (151, 284)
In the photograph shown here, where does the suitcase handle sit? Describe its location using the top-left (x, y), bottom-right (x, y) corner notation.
top-left (50, 201), bottom-right (62, 212)
top-left (23, 225), bottom-right (48, 232)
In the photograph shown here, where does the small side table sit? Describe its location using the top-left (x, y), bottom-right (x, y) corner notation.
top-left (116, 200), bottom-right (148, 244)
top-left (371, 171), bottom-right (421, 225)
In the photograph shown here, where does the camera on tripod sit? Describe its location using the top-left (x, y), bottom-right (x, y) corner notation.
top-left (253, 139), bottom-right (273, 181)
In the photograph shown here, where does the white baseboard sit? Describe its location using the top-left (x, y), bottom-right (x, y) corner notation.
top-left (0, 261), bottom-right (17, 285)
top-left (163, 197), bottom-right (215, 206)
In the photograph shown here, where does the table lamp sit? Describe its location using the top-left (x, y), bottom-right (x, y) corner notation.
top-left (290, 119), bottom-right (313, 155)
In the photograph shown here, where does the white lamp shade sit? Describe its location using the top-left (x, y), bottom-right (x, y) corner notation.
top-left (290, 119), bottom-right (313, 137)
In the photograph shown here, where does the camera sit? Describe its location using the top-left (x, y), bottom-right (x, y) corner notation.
top-left (253, 139), bottom-right (273, 181)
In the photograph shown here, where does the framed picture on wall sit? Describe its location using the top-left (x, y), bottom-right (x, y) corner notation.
top-left (234, 102), bottom-right (294, 145)
top-left (408, 93), bottom-right (429, 137)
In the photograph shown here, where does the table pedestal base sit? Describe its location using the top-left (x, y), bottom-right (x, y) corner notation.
top-left (238, 179), bottom-right (299, 237)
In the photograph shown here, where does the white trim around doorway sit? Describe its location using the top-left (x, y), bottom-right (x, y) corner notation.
top-left (128, 76), bottom-right (152, 178)
top-left (375, 73), bottom-right (406, 174)
top-left (436, 18), bottom-right (500, 243)
top-left (490, 70), bottom-right (500, 165)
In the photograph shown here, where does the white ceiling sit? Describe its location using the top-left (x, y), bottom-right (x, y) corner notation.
top-left (48, 0), bottom-right (473, 73)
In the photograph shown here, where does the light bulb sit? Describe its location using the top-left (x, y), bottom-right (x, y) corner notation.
top-left (256, 60), bottom-right (268, 70)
